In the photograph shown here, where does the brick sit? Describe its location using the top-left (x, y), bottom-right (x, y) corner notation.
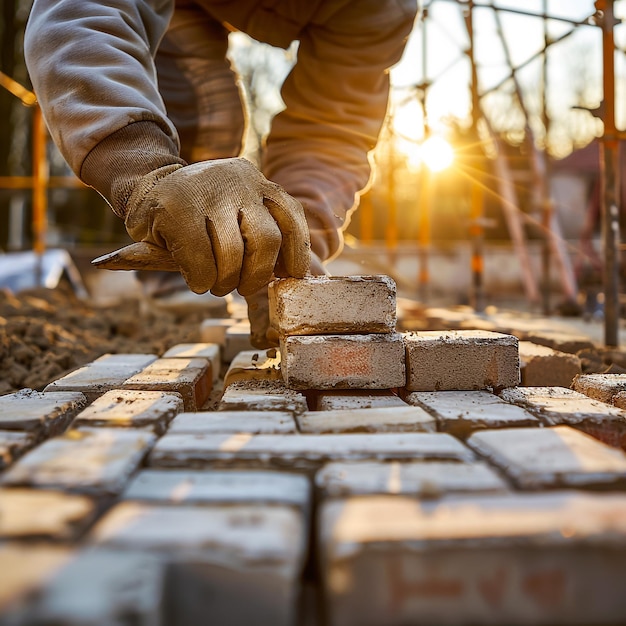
top-left (268, 275), bottom-right (396, 336)
top-left (0, 389), bottom-right (86, 438)
top-left (519, 341), bottom-right (582, 387)
top-left (404, 330), bottom-right (519, 392)
top-left (73, 389), bottom-right (183, 434)
top-left (4, 548), bottom-right (165, 626)
top-left (199, 318), bottom-right (236, 347)
top-left (149, 432), bottom-right (474, 473)
top-left (0, 488), bottom-right (97, 541)
top-left (405, 390), bottom-right (539, 438)
top-left (297, 406), bottom-right (436, 434)
top-left (2, 427), bottom-right (156, 497)
top-left (316, 390), bottom-right (407, 411)
top-left (223, 348), bottom-right (281, 388)
top-left (44, 353), bottom-right (158, 401)
top-left (163, 342), bottom-right (221, 383)
top-left (468, 425), bottom-right (626, 490)
top-left (0, 431), bottom-right (36, 470)
top-left (499, 386), bottom-right (626, 450)
top-left (319, 492), bottom-right (626, 626)
top-left (169, 410), bottom-right (296, 434)
top-left (218, 380), bottom-right (309, 415)
top-left (614, 391), bottom-right (626, 410)
top-left (90, 502), bottom-right (306, 626)
top-left (571, 373), bottom-right (626, 405)
top-left (224, 321), bottom-right (255, 363)
top-left (316, 460), bottom-right (507, 498)
top-left (281, 333), bottom-right (405, 390)
top-left (523, 330), bottom-right (596, 354)
top-left (123, 469), bottom-right (311, 512)
top-left (122, 357), bottom-right (212, 411)
top-left (0, 544), bottom-right (74, 615)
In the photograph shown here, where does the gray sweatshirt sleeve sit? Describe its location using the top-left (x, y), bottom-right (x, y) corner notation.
top-left (24, 0), bottom-right (180, 177)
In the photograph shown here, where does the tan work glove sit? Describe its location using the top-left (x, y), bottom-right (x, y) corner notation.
top-left (123, 157), bottom-right (311, 296)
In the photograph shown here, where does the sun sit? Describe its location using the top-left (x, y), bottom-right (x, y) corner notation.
top-left (396, 134), bottom-right (455, 172)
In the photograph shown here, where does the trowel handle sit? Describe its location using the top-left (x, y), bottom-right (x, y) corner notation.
top-left (91, 242), bottom-right (179, 272)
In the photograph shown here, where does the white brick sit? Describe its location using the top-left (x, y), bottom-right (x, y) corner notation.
top-left (218, 380), bottom-right (309, 415)
top-left (168, 410), bottom-right (296, 434)
top-left (163, 342), bottom-right (221, 383)
top-left (572, 373), bottom-right (626, 405)
top-left (223, 321), bottom-right (255, 363)
top-left (223, 348), bottom-right (281, 388)
top-left (199, 318), bottom-right (236, 347)
top-left (316, 391), bottom-right (407, 411)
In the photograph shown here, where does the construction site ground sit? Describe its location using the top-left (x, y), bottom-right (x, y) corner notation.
top-left (2, 259), bottom-right (626, 625)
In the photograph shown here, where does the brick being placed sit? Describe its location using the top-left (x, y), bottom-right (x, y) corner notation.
top-left (0, 432), bottom-right (36, 471)
top-left (0, 489), bottom-right (97, 542)
top-left (123, 469), bottom-right (311, 513)
top-left (404, 390), bottom-right (539, 438)
top-left (89, 502), bottom-right (307, 626)
top-left (467, 425), bottom-right (626, 490)
top-left (148, 432), bottom-right (474, 474)
top-left (1, 427), bottom-right (156, 498)
top-left (163, 342), bottom-right (221, 383)
top-left (44, 353), bottom-right (158, 402)
top-left (518, 341), bottom-right (582, 387)
top-left (499, 386), bottom-right (626, 450)
top-left (218, 380), bottom-right (309, 415)
top-left (268, 275), bottom-right (397, 336)
top-left (315, 460), bottom-right (508, 499)
top-left (72, 389), bottom-right (183, 434)
top-left (0, 389), bottom-right (86, 439)
top-left (168, 410), bottom-right (296, 435)
top-left (2, 548), bottom-right (165, 626)
top-left (571, 373), bottom-right (626, 405)
top-left (280, 333), bottom-right (405, 390)
top-left (297, 406), bottom-right (436, 434)
top-left (316, 390), bottom-right (407, 411)
top-left (223, 348), bottom-right (282, 389)
top-left (122, 357), bottom-right (211, 411)
top-left (319, 492), bottom-right (626, 626)
top-left (404, 330), bottom-right (519, 392)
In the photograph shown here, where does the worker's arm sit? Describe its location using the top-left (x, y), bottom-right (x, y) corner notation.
top-left (264, 0), bottom-right (417, 262)
top-left (24, 0), bottom-right (310, 295)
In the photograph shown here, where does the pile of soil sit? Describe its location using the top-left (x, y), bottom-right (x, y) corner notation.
top-left (0, 285), bottom-right (205, 396)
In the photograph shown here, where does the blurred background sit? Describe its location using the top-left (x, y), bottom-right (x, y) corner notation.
top-left (0, 0), bottom-right (624, 319)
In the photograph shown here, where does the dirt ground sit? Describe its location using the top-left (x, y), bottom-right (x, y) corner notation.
top-left (0, 285), bottom-right (206, 396)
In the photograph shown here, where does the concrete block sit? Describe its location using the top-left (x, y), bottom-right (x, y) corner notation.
top-left (467, 425), bottom-right (626, 490)
top-left (223, 349), bottom-right (281, 388)
top-left (44, 353), bottom-right (158, 401)
top-left (122, 357), bottom-right (212, 411)
top-left (218, 380), bottom-right (308, 415)
top-left (148, 432), bottom-right (474, 473)
top-left (571, 373), bottom-right (626, 405)
top-left (268, 275), bottom-right (396, 336)
top-left (316, 391), bottom-right (407, 411)
top-left (224, 321), bottom-right (255, 363)
top-left (280, 333), bottom-right (405, 390)
top-left (297, 406), bottom-right (436, 434)
top-left (199, 318), bottom-right (236, 347)
top-left (405, 390), bottom-right (539, 438)
top-left (90, 502), bottom-right (307, 626)
top-left (0, 431), bottom-right (36, 470)
top-left (0, 544), bottom-right (74, 616)
top-left (0, 389), bottom-right (87, 439)
top-left (316, 460), bottom-right (508, 498)
top-left (3, 548), bottom-right (165, 626)
top-left (123, 469), bottom-right (311, 512)
top-left (169, 410), bottom-right (296, 435)
top-left (404, 330), bottom-right (520, 392)
top-left (163, 342), bottom-right (221, 383)
top-left (519, 341), bottom-right (582, 387)
top-left (319, 492), bottom-right (626, 626)
top-left (0, 488), bottom-right (97, 541)
top-left (499, 386), bottom-right (626, 450)
top-left (73, 389), bottom-right (183, 434)
top-left (2, 427), bottom-right (156, 497)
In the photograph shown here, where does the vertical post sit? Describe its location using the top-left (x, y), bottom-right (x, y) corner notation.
top-left (597, 0), bottom-right (620, 347)
top-left (32, 104), bottom-right (48, 258)
top-left (418, 164), bottom-right (431, 302)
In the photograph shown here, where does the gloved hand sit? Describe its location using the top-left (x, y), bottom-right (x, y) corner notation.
top-left (124, 157), bottom-right (311, 297)
top-left (246, 251), bottom-right (327, 349)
